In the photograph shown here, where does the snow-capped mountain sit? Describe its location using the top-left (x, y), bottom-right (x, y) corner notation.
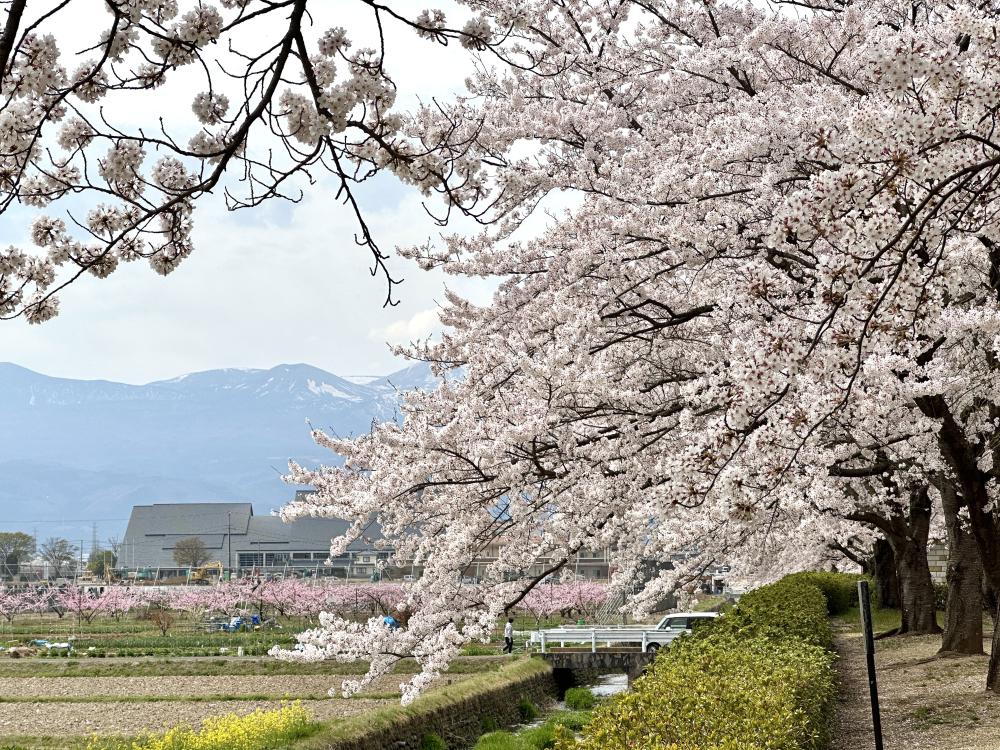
top-left (0, 362), bottom-right (437, 539)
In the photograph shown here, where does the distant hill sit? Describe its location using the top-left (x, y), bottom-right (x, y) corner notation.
top-left (0, 361), bottom-right (437, 541)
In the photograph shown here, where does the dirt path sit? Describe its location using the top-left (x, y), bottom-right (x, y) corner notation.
top-left (830, 635), bottom-right (872, 749)
top-left (832, 632), bottom-right (1000, 749)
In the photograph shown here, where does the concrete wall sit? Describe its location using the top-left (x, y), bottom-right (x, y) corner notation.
top-left (928, 542), bottom-right (947, 584)
top-left (319, 662), bottom-right (557, 750)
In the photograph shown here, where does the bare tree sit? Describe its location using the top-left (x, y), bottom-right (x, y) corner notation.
top-left (173, 537), bottom-right (210, 568)
top-left (39, 537), bottom-right (77, 579)
top-left (106, 536), bottom-right (122, 559)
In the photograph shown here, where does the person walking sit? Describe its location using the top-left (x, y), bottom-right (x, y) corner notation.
top-left (503, 617), bottom-right (514, 653)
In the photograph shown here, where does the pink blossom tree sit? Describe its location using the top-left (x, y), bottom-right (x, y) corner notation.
top-left (56, 587), bottom-right (105, 625)
top-left (272, 0), bottom-right (1000, 699)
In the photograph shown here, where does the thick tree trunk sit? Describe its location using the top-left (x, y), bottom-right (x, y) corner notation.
top-left (873, 538), bottom-right (900, 609)
top-left (913, 394), bottom-right (1000, 686)
top-left (939, 484), bottom-right (984, 654)
top-left (989, 602), bottom-right (1000, 691)
top-left (893, 536), bottom-right (941, 635)
top-left (845, 487), bottom-right (938, 634)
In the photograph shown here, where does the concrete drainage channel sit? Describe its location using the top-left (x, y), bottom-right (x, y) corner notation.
top-left (465, 672), bottom-right (629, 749)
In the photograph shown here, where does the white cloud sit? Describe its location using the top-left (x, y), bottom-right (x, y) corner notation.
top-left (0, 0), bottom-right (505, 384)
top-left (372, 308), bottom-right (442, 348)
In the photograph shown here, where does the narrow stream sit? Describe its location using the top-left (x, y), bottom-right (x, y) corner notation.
top-left (589, 672), bottom-right (628, 698)
top-left (513, 672), bottom-right (631, 734)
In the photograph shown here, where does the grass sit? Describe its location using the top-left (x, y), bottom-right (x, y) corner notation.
top-left (831, 606), bottom-right (906, 634)
top-left (0, 738), bottom-right (92, 750)
top-left (471, 709), bottom-right (594, 750)
top-left (563, 687), bottom-right (595, 711)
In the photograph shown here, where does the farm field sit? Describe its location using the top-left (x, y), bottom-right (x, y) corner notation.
top-left (0, 659), bottom-right (485, 746)
top-left (0, 612), bottom-right (511, 748)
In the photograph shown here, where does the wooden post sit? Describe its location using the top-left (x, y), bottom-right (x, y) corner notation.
top-left (858, 580), bottom-right (884, 750)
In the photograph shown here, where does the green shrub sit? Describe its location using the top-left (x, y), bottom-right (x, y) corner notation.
top-left (520, 720), bottom-right (579, 749)
top-left (548, 711), bottom-right (591, 732)
top-left (783, 571), bottom-right (869, 616)
top-left (474, 731), bottom-right (534, 750)
top-left (720, 577), bottom-right (833, 649)
top-left (421, 732), bottom-right (448, 750)
top-left (563, 687), bottom-right (596, 711)
top-left (520, 723), bottom-right (558, 749)
top-left (481, 716), bottom-right (500, 733)
top-left (517, 697), bottom-right (539, 722)
top-left (561, 575), bottom-right (837, 750)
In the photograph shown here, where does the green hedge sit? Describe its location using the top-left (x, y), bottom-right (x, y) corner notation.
top-left (721, 576), bottom-right (834, 649)
top-left (782, 572), bottom-right (868, 616)
top-left (562, 576), bottom-right (838, 750)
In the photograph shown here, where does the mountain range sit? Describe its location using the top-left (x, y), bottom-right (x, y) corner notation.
top-left (0, 361), bottom-right (438, 543)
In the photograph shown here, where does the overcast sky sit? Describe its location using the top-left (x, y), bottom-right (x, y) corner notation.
top-left (0, 0), bottom-right (497, 384)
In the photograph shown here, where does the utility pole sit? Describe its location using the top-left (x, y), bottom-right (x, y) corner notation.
top-left (227, 512), bottom-right (232, 579)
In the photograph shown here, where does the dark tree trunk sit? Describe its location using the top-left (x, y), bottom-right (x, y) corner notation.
top-left (989, 602), bottom-right (1000, 691)
top-left (873, 538), bottom-right (899, 609)
top-left (887, 486), bottom-right (941, 635)
top-left (845, 486), bottom-right (939, 634)
top-left (938, 483), bottom-right (984, 654)
top-left (893, 535), bottom-right (941, 635)
top-left (984, 578), bottom-right (998, 628)
top-left (912, 393), bottom-right (1000, 689)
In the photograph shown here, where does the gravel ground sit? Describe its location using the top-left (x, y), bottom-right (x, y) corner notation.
top-left (0, 698), bottom-right (390, 736)
top-left (832, 632), bottom-right (1000, 749)
top-left (0, 673), bottom-right (459, 698)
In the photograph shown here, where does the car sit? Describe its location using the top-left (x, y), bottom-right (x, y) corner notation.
top-left (402, 574), bottom-right (415, 582)
top-left (654, 611), bottom-right (718, 637)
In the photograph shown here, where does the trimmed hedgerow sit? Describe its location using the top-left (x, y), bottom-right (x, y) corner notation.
top-left (783, 572), bottom-right (869, 616)
top-left (560, 576), bottom-right (838, 750)
top-left (721, 576), bottom-right (834, 649)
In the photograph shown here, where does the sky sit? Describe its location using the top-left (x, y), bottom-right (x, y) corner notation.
top-left (0, 0), bottom-right (498, 384)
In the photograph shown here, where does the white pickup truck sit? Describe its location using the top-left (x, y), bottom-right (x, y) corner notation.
top-left (530, 611), bottom-right (718, 653)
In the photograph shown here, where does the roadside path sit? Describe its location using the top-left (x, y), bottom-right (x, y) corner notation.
top-left (831, 632), bottom-right (999, 749)
top-left (830, 635), bottom-right (879, 749)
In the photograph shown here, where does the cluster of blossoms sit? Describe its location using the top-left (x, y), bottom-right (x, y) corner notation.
top-left (273, 0), bottom-right (1000, 696)
top-left (0, 0), bottom-right (513, 321)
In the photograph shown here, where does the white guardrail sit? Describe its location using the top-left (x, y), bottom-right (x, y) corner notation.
top-left (529, 612), bottom-right (720, 653)
top-left (529, 626), bottom-right (684, 653)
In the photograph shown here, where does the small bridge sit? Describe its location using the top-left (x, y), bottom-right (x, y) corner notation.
top-left (536, 649), bottom-right (654, 686)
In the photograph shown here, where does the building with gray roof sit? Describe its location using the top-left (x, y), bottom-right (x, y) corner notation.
top-left (121, 499), bottom-right (388, 579)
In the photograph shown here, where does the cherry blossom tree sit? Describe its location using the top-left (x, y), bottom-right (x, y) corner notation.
top-left (273, 0), bottom-right (1000, 699)
top-left (0, 0), bottom-right (528, 322)
top-left (0, 586), bottom-right (40, 624)
top-left (99, 585), bottom-right (143, 621)
top-left (56, 586), bottom-right (105, 625)
top-left (519, 582), bottom-right (608, 625)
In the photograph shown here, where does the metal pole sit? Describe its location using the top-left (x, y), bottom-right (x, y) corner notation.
top-left (858, 580), bottom-right (884, 750)
top-left (227, 512), bottom-right (232, 578)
